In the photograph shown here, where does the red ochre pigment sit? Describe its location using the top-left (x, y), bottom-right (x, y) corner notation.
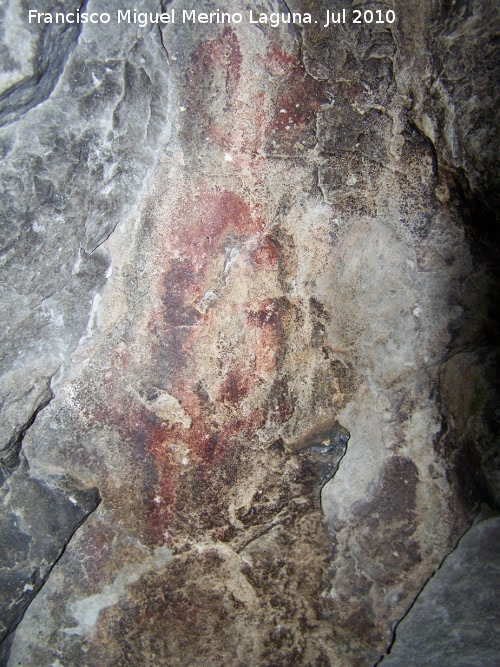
top-left (79, 34), bottom-right (326, 546)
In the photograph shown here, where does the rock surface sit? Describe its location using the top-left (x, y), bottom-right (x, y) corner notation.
top-left (379, 515), bottom-right (500, 667)
top-left (0, 463), bottom-right (100, 644)
top-left (0, 0), bottom-right (498, 665)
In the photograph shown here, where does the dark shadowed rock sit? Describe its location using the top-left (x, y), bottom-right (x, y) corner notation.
top-left (379, 515), bottom-right (500, 667)
top-left (0, 460), bottom-right (100, 643)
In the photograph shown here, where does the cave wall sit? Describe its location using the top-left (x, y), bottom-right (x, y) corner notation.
top-left (0, 1), bottom-right (498, 665)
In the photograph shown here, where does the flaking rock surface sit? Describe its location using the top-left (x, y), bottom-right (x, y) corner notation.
top-left (1, 0), bottom-right (499, 666)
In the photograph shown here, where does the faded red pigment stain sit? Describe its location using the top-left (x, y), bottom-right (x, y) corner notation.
top-left (168, 188), bottom-right (259, 248)
top-left (249, 236), bottom-right (279, 267)
top-left (246, 299), bottom-right (280, 328)
top-left (183, 27), bottom-right (243, 151)
top-left (181, 28), bottom-right (327, 163)
top-left (187, 27), bottom-right (270, 162)
top-left (88, 187), bottom-right (286, 543)
top-left (79, 28), bottom-right (330, 543)
top-left (266, 43), bottom-right (327, 153)
top-left (92, 369), bottom-right (177, 509)
top-left (147, 188), bottom-right (262, 390)
top-left (190, 26), bottom-right (242, 101)
top-left (145, 190), bottom-right (283, 534)
top-left (221, 370), bottom-right (251, 405)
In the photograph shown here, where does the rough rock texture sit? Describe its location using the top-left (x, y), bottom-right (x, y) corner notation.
top-left (0, 0), bottom-right (172, 647)
top-left (0, 463), bottom-right (100, 644)
top-left (0, 0), bottom-right (498, 665)
top-left (379, 514), bottom-right (500, 667)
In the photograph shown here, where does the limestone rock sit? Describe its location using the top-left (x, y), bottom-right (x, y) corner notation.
top-left (0, 461), bottom-right (100, 643)
top-left (379, 515), bottom-right (500, 666)
top-left (0, 366), bottom-right (52, 477)
top-left (0, 0), bottom-right (172, 647)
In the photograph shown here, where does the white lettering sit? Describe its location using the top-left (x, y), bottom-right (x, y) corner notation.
top-left (117, 9), bottom-right (130, 23)
top-left (249, 11), bottom-right (308, 27)
top-left (324, 9), bottom-right (346, 27)
top-left (27, 9), bottom-right (113, 24)
top-left (182, 9), bottom-right (239, 23)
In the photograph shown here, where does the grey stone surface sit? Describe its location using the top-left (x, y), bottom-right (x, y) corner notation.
top-left (0, 0), bottom-right (173, 646)
top-left (0, 460), bottom-right (100, 643)
top-left (0, 0), bottom-right (172, 381)
top-left (0, 0), bottom-right (84, 127)
top-left (403, 0), bottom-right (500, 212)
top-left (0, 365), bottom-right (52, 478)
top-left (379, 515), bottom-right (500, 666)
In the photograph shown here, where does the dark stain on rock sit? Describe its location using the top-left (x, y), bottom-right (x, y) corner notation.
top-left (221, 370), bottom-right (250, 404)
top-left (371, 456), bottom-right (419, 521)
top-left (82, 411), bottom-right (351, 665)
top-left (266, 43), bottom-right (327, 154)
top-left (162, 259), bottom-right (201, 327)
top-left (291, 418), bottom-right (350, 454)
top-left (327, 455), bottom-right (422, 656)
top-left (203, 432), bottom-right (220, 462)
top-left (183, 27), bottom-right (242, 151)
top-left (246, 301), bottom-right (279, 328)
top-left (250, 235), bottom-right (280, 267)
top-left (352, 455), bottom-right (422, 582)
top-left (269, 437), bottom-right (286, 454)
top-left (268, 375), bottom-right (295, 426)
top-left (292, 419), bottom-right (350, 501)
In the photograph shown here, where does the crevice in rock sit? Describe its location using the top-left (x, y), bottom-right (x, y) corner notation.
top-left (318, 425), bottom-right (350, 508)
top-left (293, 419), bottom-right (351, 500)
top-left (0, 481), bottom-right (101, 666)
top-left (157, 1), bottom-right (174, 65)
top-left (0, 0), bottom-right (88, 128)
top-left (372, 515), bottom-right (485, 666)
top-left (233, 421), bottom-right (350, 554)
top-left (235, 516), bottom-right (283, 554)
top-left (407, 118), bottom-right (439, 176)
top-left (0, 376), bottom-right (55, 486)
top-left (157, 23), bottom-right (173, 65)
